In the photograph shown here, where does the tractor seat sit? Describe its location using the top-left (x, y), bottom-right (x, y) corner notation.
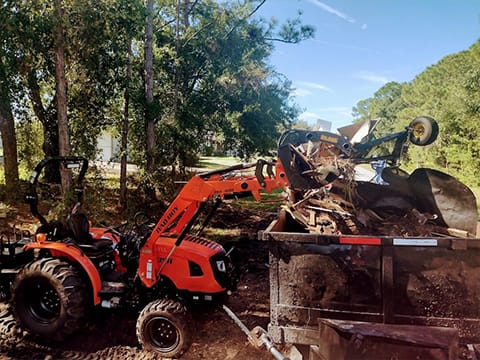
top-left (67, 212), bottom-right (113, 252)
top-left (67, 211), bottom-right (93, 244)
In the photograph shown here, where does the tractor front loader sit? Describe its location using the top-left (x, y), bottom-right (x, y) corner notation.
top-left (0, 156), bottom-right (288, 358)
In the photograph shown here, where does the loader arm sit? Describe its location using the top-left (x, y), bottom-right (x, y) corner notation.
top-left (148, 160), bottom-right (287, 241)
top-left (138, 160), bottom-right (288, 285)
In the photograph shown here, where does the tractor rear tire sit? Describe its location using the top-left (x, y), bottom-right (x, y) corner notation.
top-left (409, 116), bottom-right (439, 146)
top-left (136, 298), bottom-right (192, 358)
top-left (11, 258), bottom-right (88, 341)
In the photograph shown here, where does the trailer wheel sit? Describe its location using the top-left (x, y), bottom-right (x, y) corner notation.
top-left (11, 258), bottom-right (88, 341)
top-left (136, 299), bottom-right (192, 358)
top-left (409, 116), bottom-right (439, 146)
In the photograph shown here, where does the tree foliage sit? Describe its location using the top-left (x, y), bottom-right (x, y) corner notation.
top-left (1, 0), bottom-right (314, 192)
top-left (353, 40), bottom-right (480, 186)
top-left (1, 0), bottom-right (145, 183)
top-left (126, 0), bottom-right (312, 166)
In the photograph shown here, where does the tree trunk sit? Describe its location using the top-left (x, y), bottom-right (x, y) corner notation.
top-left (25, 69), bottom-right (60, 182)
top-left (0, 58), bottom-right (19, 198)
top-left (54, 0), bottom-right (72, 193)
top-left (0, 112), bottom-right (19, 198)
top-left (119, 39), bottom-right (132, 209)
top-left (144, 0), bottom-right (155, 172)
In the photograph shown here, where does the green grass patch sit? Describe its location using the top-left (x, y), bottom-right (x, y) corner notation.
top-left (234, 188), bottom-right (285, 212)
top-left (202, 227), bottom-right (241, 238)
top-left (197, 156), bottom-right (240, 169)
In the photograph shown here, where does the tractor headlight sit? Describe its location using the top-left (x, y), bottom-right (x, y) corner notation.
top-left (210, 253), bottom-right (236, 290)
top-left (216, 260), bottom-right (226, 273)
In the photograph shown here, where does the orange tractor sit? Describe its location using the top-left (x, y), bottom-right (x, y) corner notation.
top-left (1, 156), bottom-right (287, 358)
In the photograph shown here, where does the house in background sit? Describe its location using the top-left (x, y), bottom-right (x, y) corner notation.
top-left (96, 131), bottom-right (120, 162)
top-left (0, 133), bottom-right (118, 165)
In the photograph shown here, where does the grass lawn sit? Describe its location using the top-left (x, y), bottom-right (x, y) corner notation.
top-left (196, 156), bottom-right (241, 169)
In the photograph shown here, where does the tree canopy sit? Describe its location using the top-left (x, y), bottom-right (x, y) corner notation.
top-left (0, 0), bottom-right (314, 188)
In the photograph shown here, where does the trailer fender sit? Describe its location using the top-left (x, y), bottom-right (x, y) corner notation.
top-left (24, 242), bottom-right (102, 305)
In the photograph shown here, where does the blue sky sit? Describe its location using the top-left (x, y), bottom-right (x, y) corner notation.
top-left (257, 0), bottom-right (480, 130)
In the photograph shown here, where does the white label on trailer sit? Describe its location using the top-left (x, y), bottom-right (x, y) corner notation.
top-left (393, 239), bottom-right (438, 246)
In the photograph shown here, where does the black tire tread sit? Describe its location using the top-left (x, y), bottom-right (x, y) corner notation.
top-left (136, 298), bottom-right (192, 359)
top-left (11, 258), bottom-right (88, 341)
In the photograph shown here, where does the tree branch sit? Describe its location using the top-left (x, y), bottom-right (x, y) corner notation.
top-left (224, 0), bottom-right (267, 40)
top-left (246, 0), bottom-right (267, 18)
top-left (182, 21), bottom-right (214, 48)
top-left (264, 37), bottom-right (302, 44)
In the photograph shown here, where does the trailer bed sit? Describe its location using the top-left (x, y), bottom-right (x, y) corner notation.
top-left (260, 211), bottom-right (480, 359)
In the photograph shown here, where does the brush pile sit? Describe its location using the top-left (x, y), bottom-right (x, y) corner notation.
top-left (281, 139), bottom-right (477, 238)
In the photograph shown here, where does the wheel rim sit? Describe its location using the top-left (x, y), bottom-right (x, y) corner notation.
top-left (26, 280), bottom-right (61, 323)
top-left (145, 316), bottom-right (180, 353)
top-left (412, 123), bottom-right (425, 139)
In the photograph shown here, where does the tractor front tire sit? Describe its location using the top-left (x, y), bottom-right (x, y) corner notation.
top-left (409, 116), bottom-right (439, 146)
top-left (136, 299), bottom-right (192, 358)
top-left (11, 258), bottom-right (88, 341)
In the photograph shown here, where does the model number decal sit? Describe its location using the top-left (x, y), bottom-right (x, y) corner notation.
top-left (158, 257), bottom-right (173, 264)
top-left (320, 134), bottom-right (338, 144)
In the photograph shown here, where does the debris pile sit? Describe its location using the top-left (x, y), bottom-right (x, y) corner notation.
top-left (282, 136), bottom-right (478, 238)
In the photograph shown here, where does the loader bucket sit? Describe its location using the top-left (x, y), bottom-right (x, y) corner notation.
top-left (408, 168), bottom-right (478, 235)
top-left (378, 167), bottom-right (478, 235)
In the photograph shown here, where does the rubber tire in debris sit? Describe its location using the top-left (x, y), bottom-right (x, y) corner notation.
top-left (408, 116), bottom-right (439, 146)
top-left (136, 298), bottom-right (192, 359)
top-left (10, 258), bottom-right (88, 341)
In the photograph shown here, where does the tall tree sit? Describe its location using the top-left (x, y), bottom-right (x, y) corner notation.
top-left (0, 61), bottom-right (19, 197)
top-left (119, 39), bottom-right (132, 208)
top-left (353, 40), bottom-right (480, 187)
top-left (144, 0), bottom-right (155, 172)
top-left (0, 2), bottom-right (22, 194)
top-left (54, 0), bottom-right (72, 192)
top-left (3, 0), bottom-right (314, 191)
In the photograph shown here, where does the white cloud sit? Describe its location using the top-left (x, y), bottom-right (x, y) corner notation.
top-left (356, 71), bottom-right (390, 85)
top-left (306, 0), bottom-right (355, 23)
top-left (291, 81), bottom-right (331, 97)
top-left (297, 81), bottom-right (332, 92)
top-left (306, 0), bottom-right (367, 30)
top-left (291, 88), bottom-right (311, 97)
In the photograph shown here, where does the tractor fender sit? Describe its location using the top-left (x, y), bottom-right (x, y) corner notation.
top-left (24, 242), bottom-right (102, 305)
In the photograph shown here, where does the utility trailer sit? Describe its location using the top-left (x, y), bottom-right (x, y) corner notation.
top-left (261, 211), bottom-right (480, 360)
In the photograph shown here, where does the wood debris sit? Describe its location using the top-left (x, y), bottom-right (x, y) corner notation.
top-left (283, 142), bottom-right (473, 238)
